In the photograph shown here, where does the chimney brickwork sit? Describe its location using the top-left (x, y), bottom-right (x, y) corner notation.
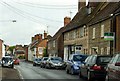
top-left (64, 17), bottom-right (71, 26)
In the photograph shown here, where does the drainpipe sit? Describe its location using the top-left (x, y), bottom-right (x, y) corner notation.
top-left (110, 14), bottom-right (116, 55)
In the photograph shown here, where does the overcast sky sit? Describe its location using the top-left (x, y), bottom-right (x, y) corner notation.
top-left (0, 0), bottom-right (78, 46)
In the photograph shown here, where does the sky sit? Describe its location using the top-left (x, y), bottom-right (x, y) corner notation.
top-left (0, 0), bottom-right (78, 46)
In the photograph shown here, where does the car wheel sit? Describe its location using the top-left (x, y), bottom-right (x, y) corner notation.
top-left (40, 65), bottom-right (42, 68)
top-left (45, 64), bottom-right (48, 69)
top-left (2, 64), bottom-right (4, 67)
top-left (79, 70), bottom-right (83, 78)
top-left (87, 71), bottom-right (92, 81)
top-left (33, 63), bottom-right (36, 66)
top-left (70, 68), bottom-right (74, 75)
top-left (11, 64), bottom-right (14, 68)
top-left (105, 74), bottom-right (109, 81)
top-left (66, 67), bottom-right (69, 74)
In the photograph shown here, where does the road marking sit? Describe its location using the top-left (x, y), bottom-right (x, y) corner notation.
top-left (14, 66), bottom-right (25, 81)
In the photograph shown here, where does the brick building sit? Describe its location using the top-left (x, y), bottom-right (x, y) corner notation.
top-left (0, 39), bottom-right (3, 59)
top-left (28, 31), bottom-right (51, 61)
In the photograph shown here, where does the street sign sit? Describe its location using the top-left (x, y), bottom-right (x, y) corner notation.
top-left (104, 32), bottom-right (114, 41)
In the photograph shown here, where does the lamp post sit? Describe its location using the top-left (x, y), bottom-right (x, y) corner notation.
top-left (0, 20), bottom-right (16, 22)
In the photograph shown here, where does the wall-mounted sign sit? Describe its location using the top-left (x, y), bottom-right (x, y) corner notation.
top-left (104, 32), bottom-right (114, 41)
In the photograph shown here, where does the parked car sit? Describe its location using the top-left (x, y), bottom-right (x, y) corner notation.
top-left (106, 54), bottom-right (120, 81)
top-left (45, 57), bottom-right (66, 69)
top-left (79, 55), bottom-right (112, 81)
top-left (33, 58), bottom-right (42, 66)
top-left (40, 57), bottom-right (48, 68)
top-left (1, 56), bottom-right (14, 68)
top-left (66, 54), bottom-right (87, 75)
top-left (14, 58), bottom-right (20, 65)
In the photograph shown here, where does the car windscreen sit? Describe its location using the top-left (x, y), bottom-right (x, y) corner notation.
top-left (51, 57), bottom-right (62, 62)
top-left (73, 55), bottom-right (87, 61)
top-left (2, 57), bottom-right (13, 61)
top-left (97, 56), bottom-right (111, 64)
top-left (43, 58), bottom-right (48, 61)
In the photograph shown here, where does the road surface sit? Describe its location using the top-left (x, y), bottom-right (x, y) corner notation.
top-left (15, 60), bottom-right (86, 81)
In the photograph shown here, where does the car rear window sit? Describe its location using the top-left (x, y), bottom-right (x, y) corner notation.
top-left (97, 56), bottom-right (111, 64)
top-left (73, 55), bottom-right (87, 61)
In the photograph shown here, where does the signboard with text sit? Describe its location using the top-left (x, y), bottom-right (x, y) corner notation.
top-left (104, 32), bottom-right (114, 41)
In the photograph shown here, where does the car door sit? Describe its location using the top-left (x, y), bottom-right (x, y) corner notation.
top-left (108, 55), bottom-right (119, 80)
top-left (81, 56), bottom-right (93, 77)
top-left (67, 55), bottom-right (73, 71)
top-left (115, 55), bottom-right (120, 80)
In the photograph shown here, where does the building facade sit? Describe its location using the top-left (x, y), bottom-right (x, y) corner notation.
top-left (63, 2), bottom-right (120, 61)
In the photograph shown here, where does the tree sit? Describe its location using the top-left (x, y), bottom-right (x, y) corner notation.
top-left (8, 46), bottom-right (15, 54)
top-left (43, 48), bottom-right (48, 57)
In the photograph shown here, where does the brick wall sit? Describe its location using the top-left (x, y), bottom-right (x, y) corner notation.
top-left (0, 39), bottom-right (3, 59)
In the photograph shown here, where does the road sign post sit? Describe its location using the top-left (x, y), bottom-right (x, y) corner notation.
top-left (104, 32), bottom-right (115, 55)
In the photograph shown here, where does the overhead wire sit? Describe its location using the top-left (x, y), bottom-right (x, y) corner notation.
top-left (13, 2), bottom-right (77, 9)
top-left (0, 1), bottom-right (63, 26)
top-left (11, 0), bottom-right (77, 9)
top-left (0, 1), bottom-right (45, 25)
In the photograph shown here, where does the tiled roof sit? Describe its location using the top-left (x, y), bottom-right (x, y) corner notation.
top-left (30, 40), bottom-right (39, 49)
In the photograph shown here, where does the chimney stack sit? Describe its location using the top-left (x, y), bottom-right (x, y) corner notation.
top-left (32, 37), bottom-right (34, 42)
top-left (44, 31), bottom-right (47, 39)
top-left (64, 17), bottom-right (71, 26)
top-left (78, 0), bottom-right (86, 11)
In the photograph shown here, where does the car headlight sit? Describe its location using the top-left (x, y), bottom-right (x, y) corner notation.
top-left (74, 62), bottom-right (79, 66)
top-left (8, 61), bottom-right (12, 64)
top-left (73, 65), bottom-right (79, 69)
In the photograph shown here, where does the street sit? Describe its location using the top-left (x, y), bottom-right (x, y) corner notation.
top-left (15, 60), bottom-right (85, 81)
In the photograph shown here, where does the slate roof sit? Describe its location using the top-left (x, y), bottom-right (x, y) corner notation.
top-left (48, 27), bottom-right (65, 42)
top-left (63, 6), bottom-right (88, 32)
top-left (63, 2), bottom-right (120, 33)
top-left (89, 2), bottom-right (120, 26)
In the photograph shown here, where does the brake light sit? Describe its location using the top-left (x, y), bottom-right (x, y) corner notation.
top-left (91, 64), bottom-right (101, 70)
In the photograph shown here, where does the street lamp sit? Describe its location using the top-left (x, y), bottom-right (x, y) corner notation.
top-left (12, 20), bottom-right (16, 22)
top-left (0, 20), bottom-right (17, 22)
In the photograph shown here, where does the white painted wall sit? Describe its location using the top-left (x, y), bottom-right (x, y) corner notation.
top-left (2, 43), bottom-right (5, 57)
top-left (64, 47), bottom-right (68, 61)
top-left (28, 45), bottom-right (33, 61)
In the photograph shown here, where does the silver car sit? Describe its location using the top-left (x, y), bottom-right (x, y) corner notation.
top-left (1, 56), bottom-right (14, 68)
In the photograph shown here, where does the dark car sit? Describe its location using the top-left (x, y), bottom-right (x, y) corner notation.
top-left (79, 55), bottom-right (112, 81)
top-left (1, 56), bottom-right (14, 68)
top-left (106, 54), bottom-right (120, 81)
top-left (66, 54), bottom-right (87, 75)
top-left (33, 58), bottom-right (42, 66)
top-left (40, 57), bottom-right (48, 68)
top-left (45, 57), bottom-right (66, 69)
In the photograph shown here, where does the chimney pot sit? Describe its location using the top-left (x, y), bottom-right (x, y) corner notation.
top-left (64, 17), bottom-right (71, 26)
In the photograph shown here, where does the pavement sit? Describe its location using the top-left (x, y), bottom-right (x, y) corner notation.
top-left (0, 66), bottom-right (22, 81)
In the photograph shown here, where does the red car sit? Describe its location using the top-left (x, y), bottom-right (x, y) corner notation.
top-left (14, 58), bottom-right (20, 65)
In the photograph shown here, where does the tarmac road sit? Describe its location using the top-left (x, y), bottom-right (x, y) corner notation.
top-left (15, 60), bottom-right (86, 81)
